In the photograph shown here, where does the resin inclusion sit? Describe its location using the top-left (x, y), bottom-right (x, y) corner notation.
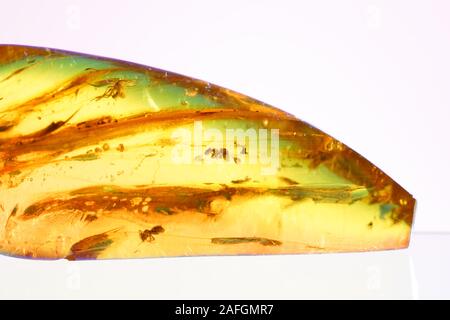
top-left (0, 45), bottom-right (415, 260)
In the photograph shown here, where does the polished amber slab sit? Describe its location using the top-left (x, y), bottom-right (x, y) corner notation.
top-left (0, 45), bottom-right (415, 260)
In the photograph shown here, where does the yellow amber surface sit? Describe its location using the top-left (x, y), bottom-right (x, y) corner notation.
top-left (0, 45), bottom-right (415, 260)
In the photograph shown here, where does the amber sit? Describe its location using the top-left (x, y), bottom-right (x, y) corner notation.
top-left (0, 45), bottom-right (415, 260)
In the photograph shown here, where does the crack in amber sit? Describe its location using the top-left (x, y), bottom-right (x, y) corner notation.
top-left (0, 45), bottom-right (415, 260)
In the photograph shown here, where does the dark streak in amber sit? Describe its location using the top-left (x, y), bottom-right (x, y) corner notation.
top-left (0, 45), bottom-right (59, 64)
top-left (19, 185), bottom-right (370, 222)
top-left (66, 230), bottom-right (115, 260)
top-left (211, 237), bottom-right (282, 246)
top-left (0, 65), bottom-right (31, 83)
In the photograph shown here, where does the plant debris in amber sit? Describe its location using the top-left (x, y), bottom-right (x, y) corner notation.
top-left (0, 45), bottom-right (415, 260)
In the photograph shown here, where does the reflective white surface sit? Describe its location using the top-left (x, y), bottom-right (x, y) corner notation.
top-left (0, 233), bottom-right (448, 299)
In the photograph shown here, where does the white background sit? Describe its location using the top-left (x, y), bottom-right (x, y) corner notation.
top-left (1, 0), bottom-right (449, 299)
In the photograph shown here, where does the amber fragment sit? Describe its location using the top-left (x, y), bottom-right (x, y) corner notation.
top-left (0, 45), bottom-right (415, 260)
